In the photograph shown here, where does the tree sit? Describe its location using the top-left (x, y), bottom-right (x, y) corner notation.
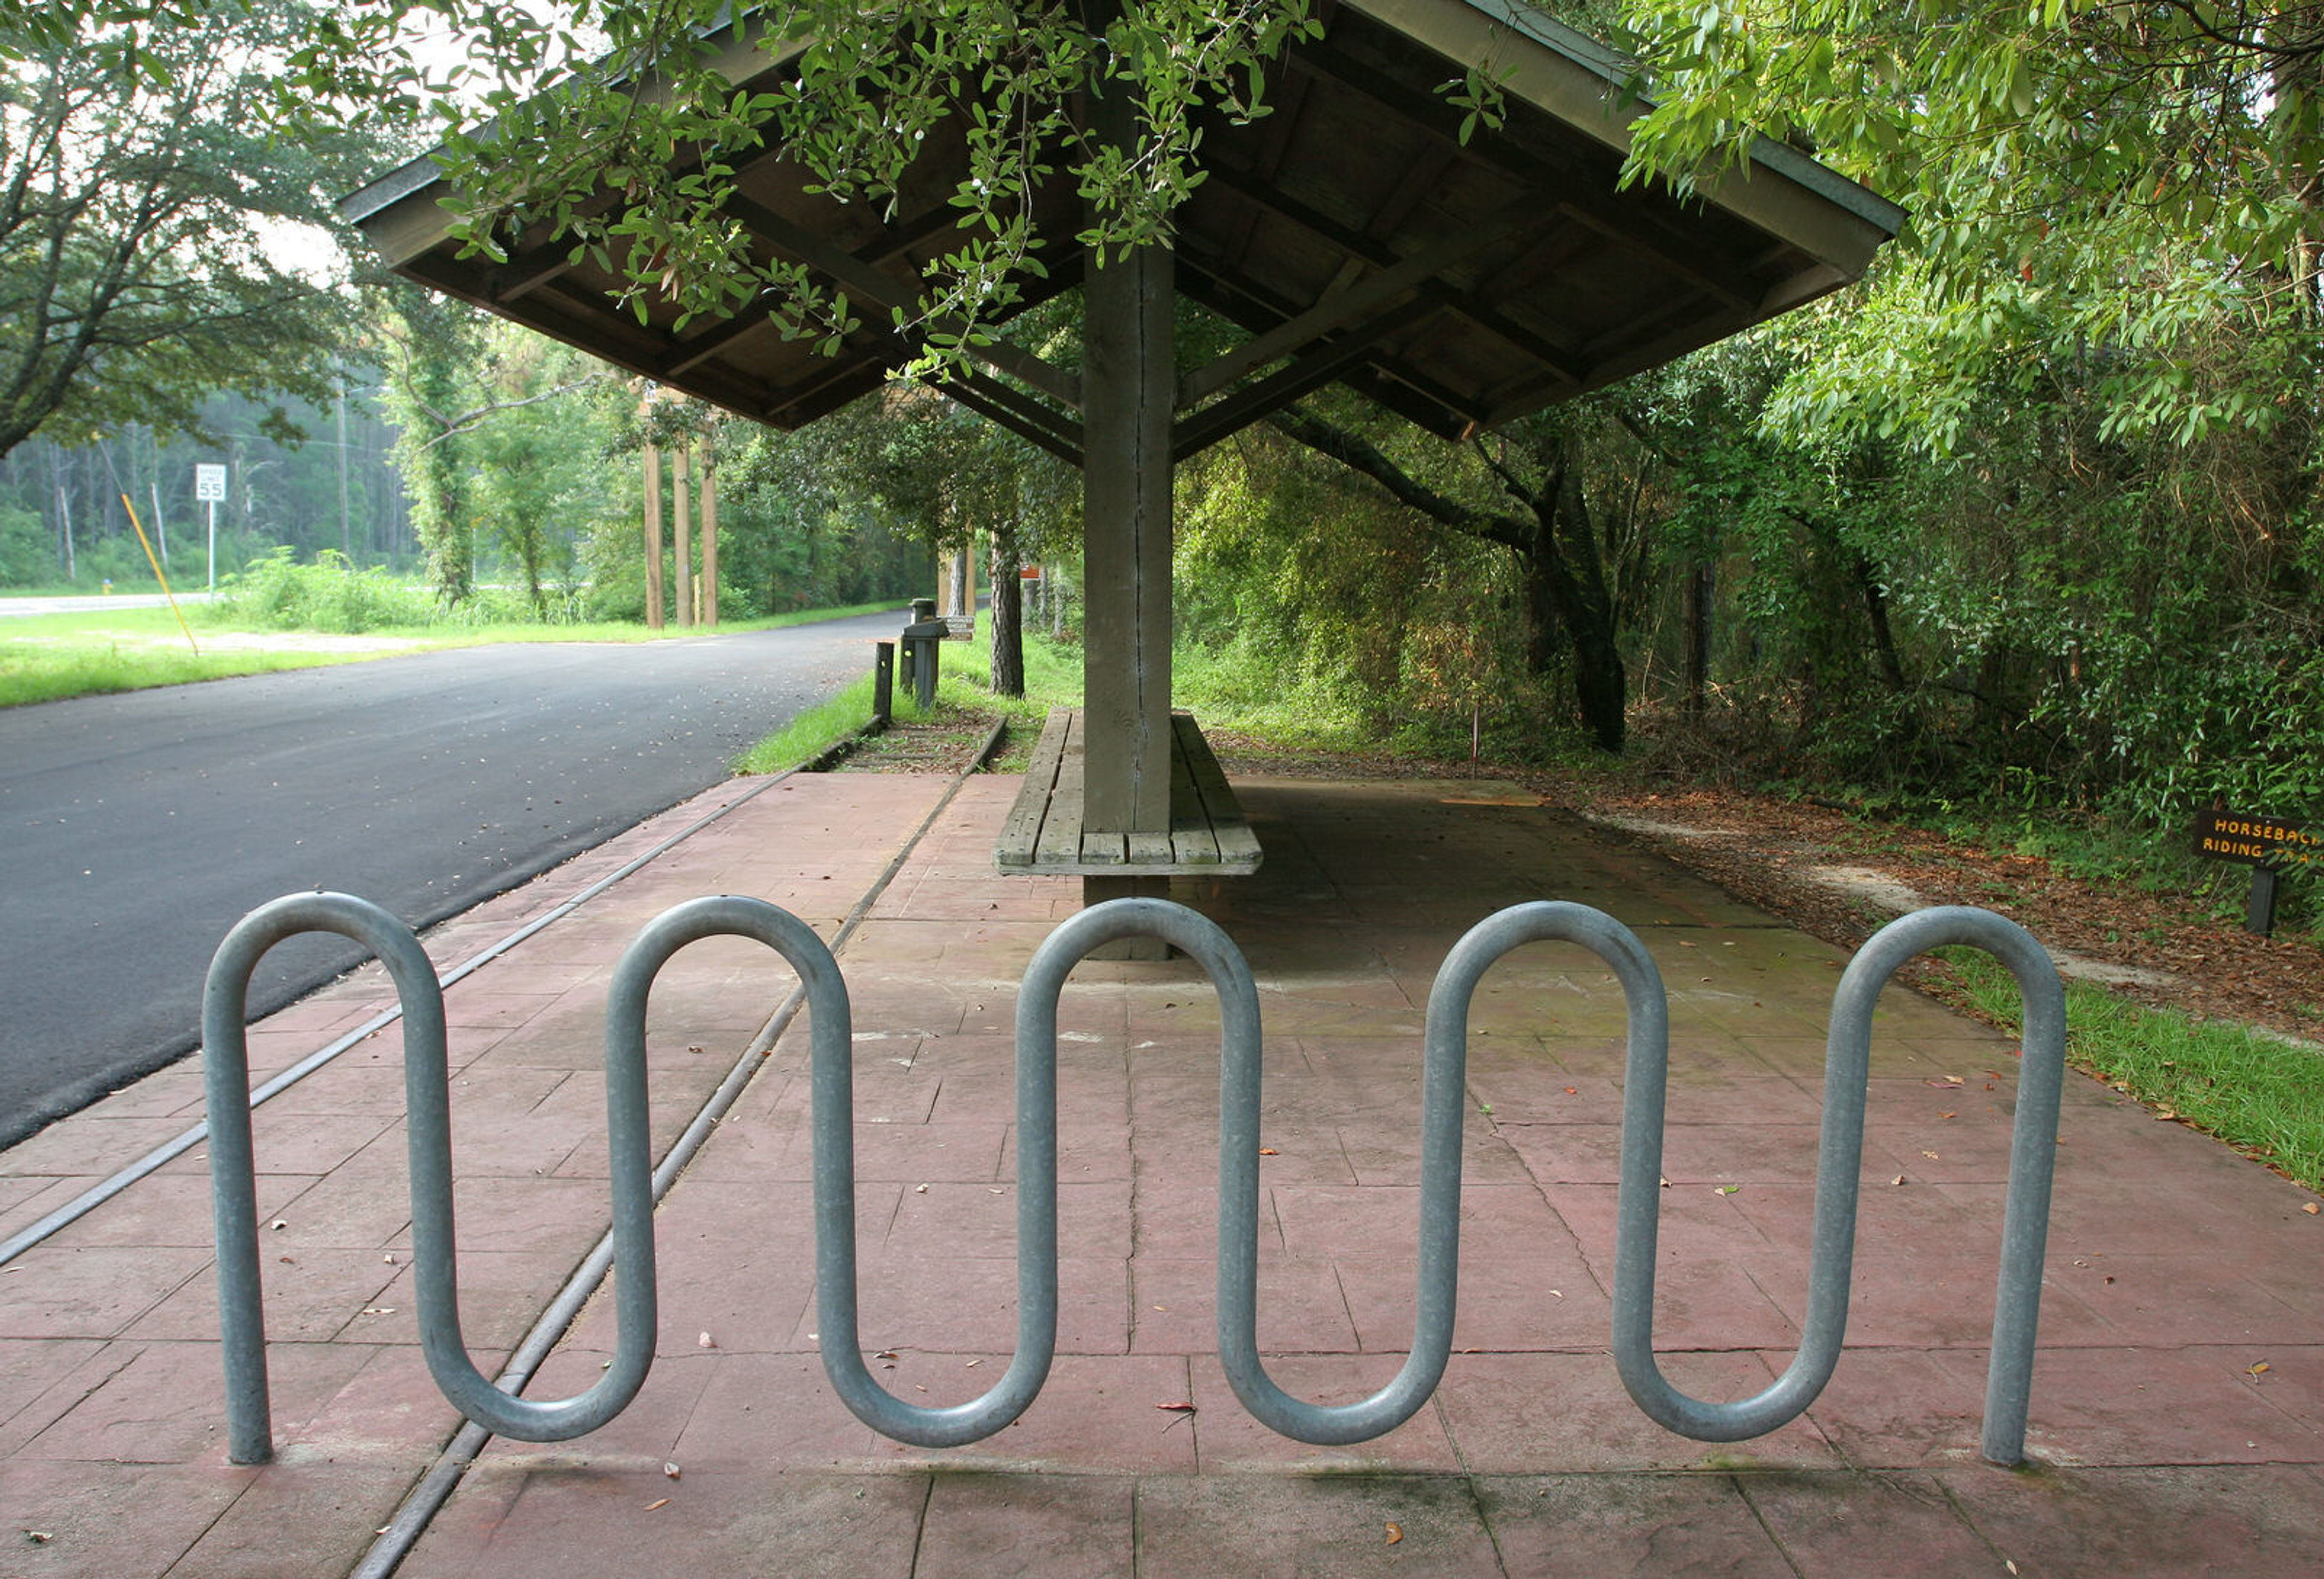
top-left (191, 0), bottom-right (1313, 378)
top-left (0, 0), bottom-right (366, 462)
top-left (1266, 394), bottom-right (1662, 752)
top-left (830, 382), bottom-right (1077, 696)
top-left (1613, 0), bottom-right (2324, 455)
top-left (376, 296), bottom-right (606, 603)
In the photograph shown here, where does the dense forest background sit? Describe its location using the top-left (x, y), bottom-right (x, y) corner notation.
top-left (6, 0), bottom-right (2319, 924)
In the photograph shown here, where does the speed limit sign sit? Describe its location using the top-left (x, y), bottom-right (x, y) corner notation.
top-left (195, 464), bottom-right (226, 503)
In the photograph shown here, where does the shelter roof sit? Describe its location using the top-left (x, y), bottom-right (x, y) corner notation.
top-left (344, 0), bottom-right (1902, 460)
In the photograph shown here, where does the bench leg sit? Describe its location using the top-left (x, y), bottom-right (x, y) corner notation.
top-left (1082, 875), bottom-right (1171, 960)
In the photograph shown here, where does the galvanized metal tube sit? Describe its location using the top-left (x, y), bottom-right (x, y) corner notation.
top-left (1616, 890), bottom-right (1878, 1439)
top-left (1820, 907), bottom-right (2066, 1465)
top-left (203, 893), bottom-right (451, 1465)
top-left (1216, 901), bottom-right (1577, 1444)
top-left (815, 898), bottom-right (1060, 1447)
top-left (1614, 904), bottom-right (2067, 1453)
top-left (203, 891), bottom-right (666, 1452)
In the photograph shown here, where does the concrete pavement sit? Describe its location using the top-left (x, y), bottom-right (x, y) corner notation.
top-left (2, 766), bottom-right (2320, 1576)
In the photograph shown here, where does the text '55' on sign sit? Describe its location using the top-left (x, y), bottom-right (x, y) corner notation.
top-left (2194, 807), bottom-right (2319, 867)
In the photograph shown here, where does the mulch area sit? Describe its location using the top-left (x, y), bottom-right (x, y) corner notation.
top-left (827, 709), bottom-right (1005, 775)
top-left (1531, 780), bottom-right (2324, 1048)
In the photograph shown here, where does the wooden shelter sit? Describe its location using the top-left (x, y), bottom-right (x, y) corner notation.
top-left (345, 0), bottom-right (1902, 905)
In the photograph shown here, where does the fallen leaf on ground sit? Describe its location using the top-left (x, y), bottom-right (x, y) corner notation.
top-left (663, 1462), bottom-right (681, 1479)
top-left (1385, 1523), bottom-right (1404, 1545)
top-left (1158, 1401), bottom-right (1196, 1413)
top-left (1258, 1148), bottom-right (1279, 1156)
top-left (2249, 1362), bottom-right (2271, 1376)
top-left (645, 1497), bottom-right (671, 1512)
top-left (2304, 1203), bottom-right (2320, 1215)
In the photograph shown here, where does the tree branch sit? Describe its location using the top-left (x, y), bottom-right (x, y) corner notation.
top-left (1265, 404), bottom-right (1532, 553)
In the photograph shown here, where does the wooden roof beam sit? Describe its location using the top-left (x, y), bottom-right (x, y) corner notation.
top-left (1175, 258), bottom-right (1480, 439)
top-left (729, 195), bottom-right (1082, 411)
top-left (1203, 162), bottom-right (1589, 389)
top-left (1173, 295), bottom-right (1439, 459)
top-left (944, 371), bottom-right (1085, 467)
top-left (1177, 196), bottom-right (1545, 407)
top-left (1290, 39), bottom-right (1756, 312)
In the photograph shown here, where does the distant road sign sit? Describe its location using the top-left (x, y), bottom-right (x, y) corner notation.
top-left (195, 464), bottom-right (226, 502)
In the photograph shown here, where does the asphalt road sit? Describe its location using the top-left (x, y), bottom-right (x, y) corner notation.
top-left (0, 610), bottom-right (899, 1149)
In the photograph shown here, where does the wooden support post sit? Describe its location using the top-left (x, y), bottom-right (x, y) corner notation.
top-left (698, 443), bottom-right (718, 628)
top-left (1080, 250), bottom-right (1175, 841)
top-left (643, 442), bottom-right (665, 631)
top-left (672, 442), bottom-right (694, 627)
top-left (1079, 249), bottom-right (1175, 947)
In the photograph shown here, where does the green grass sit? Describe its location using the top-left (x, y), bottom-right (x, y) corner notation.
top-left (731, 616), bottom-right (1080, 776)
top-left (0, 598), bottom-right (910, 710)
top-left (1934, 945), bottom-right (2324, 1191)
top-left (734, 676), bottom-right (890, 774)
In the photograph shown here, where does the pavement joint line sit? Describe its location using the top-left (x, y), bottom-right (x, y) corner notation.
top-left (0, 761), bottom-right (809, 1269)
top-left (349, 717), bottom-right (1005, 1579)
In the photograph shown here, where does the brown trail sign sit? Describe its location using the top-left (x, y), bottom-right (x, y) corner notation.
top-left (2193, 806), bottom-right (2317, 936)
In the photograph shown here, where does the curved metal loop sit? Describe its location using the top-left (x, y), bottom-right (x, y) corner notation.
top-left (603, 896), bottom-right (989, 1450)
top-left (203, 891), bottom-right (667, 1460)
top-left (815, 896), bottom-right (1163, 1446)
top-left (1833, 906), bottom-right (2066, 1465)
top-left (1226, 900), bottom-right (1660, 1445)
top-left (1613, 904), bottom-right (2066, 1459)
top-left (206, 895), bottom-right (441, 1463)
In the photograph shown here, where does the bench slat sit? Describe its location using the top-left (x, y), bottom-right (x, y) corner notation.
top-left (996, 706), bottom-right (1072, 868)
top-left (997, 708), bottom-right (1259, 877)
top-left (1032, 711), bottom-right (1087, 868)
top-left (1176, 715), bottom-right (1262, 868)
top-left (1169, 744), bottom-right (1221, 865)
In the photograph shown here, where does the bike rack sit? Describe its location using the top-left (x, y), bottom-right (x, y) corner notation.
top-left (205, 893), bottom-right (659, 1465)
top-left (204, 892), bottom-right (2067, 1467)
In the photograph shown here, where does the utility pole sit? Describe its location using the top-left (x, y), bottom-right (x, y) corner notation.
top-left (336, 372), bottom-right (352, 562)
top-left (643, 440), bottom-right (665, 630)
top-left (672, 441), bottom-right (694, 627)
top-left (698, 439), bottom-right (718, 627)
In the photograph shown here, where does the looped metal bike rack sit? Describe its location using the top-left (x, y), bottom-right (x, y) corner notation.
top-left (204, 890), bottom-right (2067, 1468)
top-left (206, 892), bottom-right (661, 1464)
top-left (1607, 902), bottom-right (2066, 1463)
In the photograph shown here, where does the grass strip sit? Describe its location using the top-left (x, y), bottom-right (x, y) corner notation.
top-left (1932, 946), bottom-right (2324, 1191)
top-left (734, 676), bottom-right (887, 775)
top-left (0, 626), bottom-right (388, 707)
top-left (0, 600), bottom-right (909, 710)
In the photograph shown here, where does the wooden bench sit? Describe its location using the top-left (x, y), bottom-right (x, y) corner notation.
top-left (996, 707), bottom-right (1262, 876)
